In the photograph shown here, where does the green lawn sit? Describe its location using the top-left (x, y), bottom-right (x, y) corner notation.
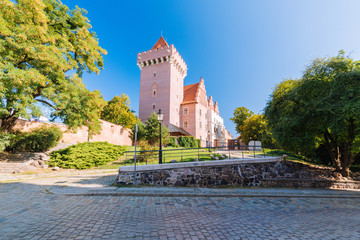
top-left (95, 147), bottom-right (225, 169)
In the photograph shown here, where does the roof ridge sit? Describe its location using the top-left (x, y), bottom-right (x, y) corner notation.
top-left (152, 36), bottom-right (169, 49)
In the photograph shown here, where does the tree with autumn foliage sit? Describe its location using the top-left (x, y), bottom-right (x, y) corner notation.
top-left (0, 0), bottom-right (107, 135)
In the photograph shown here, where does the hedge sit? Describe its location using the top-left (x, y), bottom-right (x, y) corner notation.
top-left (49, 142), bottom-right (127, 169)
top-left (177, 136), bottom-right (200, 148)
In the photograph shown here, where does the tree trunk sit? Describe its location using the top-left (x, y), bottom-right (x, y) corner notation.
top-left (323, 132), bottom-right (341, 172)
top-left (341, 166), bottom-right (351, 178)
top-left (0, 117), bottom-right (18, 132)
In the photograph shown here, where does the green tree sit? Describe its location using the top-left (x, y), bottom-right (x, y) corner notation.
top-left (230, 107), bottom-right (254, 134)
top-left (265, 51), bottom-right (360, 177)
top-left (144, 113), bottom-right (169, 146)
top-left (129, 120), bottom-right (147, 144)
top-left (0, 0), bottom-right (107, 135)
top-left (239, 114), bottom-right (275, 146)
top-left (101, 94), bottom-right (137, 128)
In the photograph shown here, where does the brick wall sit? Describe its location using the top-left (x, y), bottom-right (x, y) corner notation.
top-left (3, 119), bottom-right (132, 146)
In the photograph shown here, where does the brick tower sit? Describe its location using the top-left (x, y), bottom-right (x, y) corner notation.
top-left (137, 37), bottom-right (187, 127)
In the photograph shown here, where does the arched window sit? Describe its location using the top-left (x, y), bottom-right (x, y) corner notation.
top-left (152, 82), bottom-right (158, 97)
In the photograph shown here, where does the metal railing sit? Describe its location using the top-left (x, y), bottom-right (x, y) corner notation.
top-left (119, 145), bottom-right (280, 167)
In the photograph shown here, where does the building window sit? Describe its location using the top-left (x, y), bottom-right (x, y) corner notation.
top-left (111, 125), bottom-right (115, 134)
top-left (184, 121), bottom-right (189, 128)
top-left (153, 104), bottom-right (155, 109)
top-left (153, 89), bottom-right (156, 96)
top-left (200, 121), bottom-right (202, 129)
top-left (199, 109), bottom-right (202, 116)
top-left (184, 108), bottom-right (188, 115)
top-left (154, 72), bottom-right (157, 77)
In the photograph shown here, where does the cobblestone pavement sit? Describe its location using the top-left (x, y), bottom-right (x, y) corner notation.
top-left (1, 173), bottom-right (360, 239)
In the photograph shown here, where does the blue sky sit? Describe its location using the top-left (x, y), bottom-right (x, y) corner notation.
top-left (62, 0), bottom-right (360, 137)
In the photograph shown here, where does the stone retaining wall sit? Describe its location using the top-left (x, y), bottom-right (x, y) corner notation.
top-left (117, 157), bottom-right (355, 188)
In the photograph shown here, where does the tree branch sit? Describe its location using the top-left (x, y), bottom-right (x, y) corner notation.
top-left (35, 99), bottom-right (61, 111)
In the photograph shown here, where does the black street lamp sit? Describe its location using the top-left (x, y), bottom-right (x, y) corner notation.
top-left (157, 109), bottom-right (164, 164)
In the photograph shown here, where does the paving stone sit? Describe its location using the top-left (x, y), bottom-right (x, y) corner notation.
top-left (1, 175), bottom-right (360, 239)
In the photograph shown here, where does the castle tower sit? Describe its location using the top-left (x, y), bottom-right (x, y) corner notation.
top-left (137, 37), bottom-right (187, 127)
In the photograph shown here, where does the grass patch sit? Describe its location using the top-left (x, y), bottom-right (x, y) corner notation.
top-left (95, 147), bottom-right (225, 169)
top-left (49, 142), bottom-right (127, 169)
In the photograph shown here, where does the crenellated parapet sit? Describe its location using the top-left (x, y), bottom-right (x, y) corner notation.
top-left (137, 44), bottom-right (187, 77)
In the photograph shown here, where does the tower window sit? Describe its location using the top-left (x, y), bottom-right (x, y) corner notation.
top-left (184, 108), bottom-right (188, 115)
top-left (153, 104), bottom-right (156, 109)
top-left (184, 121), bottom-right (189, 128)
top-left (153, 90), bottom-right (157, 96)
top-left (154, 72), bottom-right (157, 77)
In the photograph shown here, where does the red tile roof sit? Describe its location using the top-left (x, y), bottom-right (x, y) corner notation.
top-left (182, 83), bottom-right (200, 104)
top-left (152, 36), bottom-right (169, 49)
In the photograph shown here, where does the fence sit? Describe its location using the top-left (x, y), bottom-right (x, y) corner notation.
top-left (120, 144), bottom-right (280, 167)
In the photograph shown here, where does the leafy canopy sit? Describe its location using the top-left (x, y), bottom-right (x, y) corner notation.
top-left (130, 113), bottom-right (170, 146)
top-left (240, 114), bottom-right (274, 146)
top-left (101, 94), bottom-right (137, 129)
top-left (0, 0), bottom-right (106, 134)
top-left (230, 107), bottom-right (254, 134)
top-left (230, 106), bottom-right (274, 146)
top-left (265, 50), bottom-right (360, 176)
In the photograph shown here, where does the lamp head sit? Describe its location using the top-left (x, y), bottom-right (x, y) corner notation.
top-left (157, 109), bottom-right (164, 122)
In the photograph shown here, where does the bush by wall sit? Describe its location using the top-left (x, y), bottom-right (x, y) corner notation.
top-left (7, 126), bottom-right (62, 153)
top-left (0, 133), bottom-right (14, 152)
top-left (49, 142), bottom-right (127, 169)
top-left (177, 136), bottom-right (200, 148)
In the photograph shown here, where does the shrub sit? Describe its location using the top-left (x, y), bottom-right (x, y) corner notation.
top-left (177, 136), bottom-right (200, 148)
top-left (0, 133), bottom-right (14, 152)
top-left (49, 142), bottom-right (127, 169)
top-left (167, 137), bottom-right (179, 148)
top-left (7, 126), bottom-right (63, 153)
top-left (138, 140), bottom-right (157, 162)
